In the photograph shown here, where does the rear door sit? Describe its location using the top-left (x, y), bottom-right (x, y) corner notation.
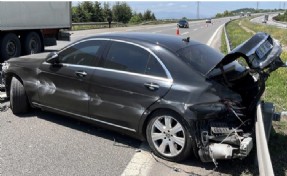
top-left (88, 40), bottom-right (172, 131)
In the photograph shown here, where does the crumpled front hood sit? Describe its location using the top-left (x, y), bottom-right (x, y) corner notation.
top-left (6, 52), bottom-right (51, 68)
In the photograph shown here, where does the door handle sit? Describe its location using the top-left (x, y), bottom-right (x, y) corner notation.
top-left (75, 71), bottom-right (87, 77)
top-left (144, 82), bottom-right (160, 91)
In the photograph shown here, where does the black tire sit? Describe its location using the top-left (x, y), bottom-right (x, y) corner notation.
top-left (146, 110), bottom-right (193, 162)
top-left (23, 32), bottom-right (42, 55)
top-left (10, 77), bottom-right (29, 114)
top-left (44, 37), bottom-right (56, 46)
top-left (0, 33), bottom-right (21, 62)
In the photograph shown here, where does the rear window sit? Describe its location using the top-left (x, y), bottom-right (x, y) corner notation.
top-left (176, 44), bottom-right (224, 75)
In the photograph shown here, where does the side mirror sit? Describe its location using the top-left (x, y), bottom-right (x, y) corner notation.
top-left (46, 52), bottom-right (59, 64)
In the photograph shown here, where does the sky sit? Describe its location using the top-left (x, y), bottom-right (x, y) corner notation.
top-left (73, 1), bottom-right (286, 19)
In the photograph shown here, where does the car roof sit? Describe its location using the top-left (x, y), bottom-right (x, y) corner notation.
top-left (86, 32), bottom-right (202, 52)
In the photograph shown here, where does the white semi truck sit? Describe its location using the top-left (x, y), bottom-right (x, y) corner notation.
top-left (0, 2), bottom-right (71, 62)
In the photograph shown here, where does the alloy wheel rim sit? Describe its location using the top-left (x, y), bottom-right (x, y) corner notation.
top-left (151, 116), bottom-right (185, 157)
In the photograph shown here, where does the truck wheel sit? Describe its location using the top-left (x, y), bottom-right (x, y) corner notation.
top-left (10, 77), bottom-right (29, 114)
top-left (23, 32), bottom-right (42, 55)
top-left (146, 111), bottom-right (193, 162)
top-left (0, 33), bottom-right (21, 62)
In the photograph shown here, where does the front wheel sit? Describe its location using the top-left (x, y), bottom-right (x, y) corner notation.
top-left (10, 77), bottom-right (30, 114)
top-left (146, 111), bottom-right (193, 162)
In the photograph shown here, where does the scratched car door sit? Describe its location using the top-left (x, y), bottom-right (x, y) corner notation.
top-left (38, 40), bottom-right (107, 116)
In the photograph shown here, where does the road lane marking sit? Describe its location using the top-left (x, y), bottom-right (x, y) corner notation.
top-left (193, 28), bottom-right (198, 31)
top-left (181, 32), bottom-right (189, 35)
top-left (121, 143), bottom-right (155, 176)
top-left (207, 24), bottom-right (224, 46)
top-left (152, 30), bottom-right (163, 33)
top-left (126, 29), bottom-right (135, 32)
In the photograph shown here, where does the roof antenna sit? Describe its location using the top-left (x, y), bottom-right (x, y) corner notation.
top-left (182, 37), bottom-right (190, 42)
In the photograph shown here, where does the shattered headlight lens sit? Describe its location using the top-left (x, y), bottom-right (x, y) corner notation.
top-left (2, 62), bottom-right (10, 72)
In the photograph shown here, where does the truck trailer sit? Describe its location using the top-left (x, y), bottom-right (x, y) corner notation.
top-left (0, 2), bottom-right (71, 62)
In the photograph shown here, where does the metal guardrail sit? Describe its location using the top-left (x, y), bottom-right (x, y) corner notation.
top-left (255, 103), bottom-right (274, 176)
top-left (71, 21), bottom-right (177, 29)
top-left (72, 22), bottom-right (124, 26)
top-left (71, 22), bottom-right (126, 29)
top-left (223, 20), bottom-right (233, 52)
top-left (223, 25), bottom-right (231, 52)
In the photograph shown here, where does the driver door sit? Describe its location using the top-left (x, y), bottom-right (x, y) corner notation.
top-left (38, 40), bottom-right (107, 116)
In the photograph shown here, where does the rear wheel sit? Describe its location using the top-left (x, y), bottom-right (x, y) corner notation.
top-left (146, 111), bottom-right (193, 162)
top-left (10, 77), bottom-right (29, 114)
top-left (0, 33), bottom-right (21, 62)
top-left (23, 32), bottom-right (42, 55)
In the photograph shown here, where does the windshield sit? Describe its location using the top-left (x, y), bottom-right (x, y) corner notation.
top-left (176, 44), bottom-right (224, 75)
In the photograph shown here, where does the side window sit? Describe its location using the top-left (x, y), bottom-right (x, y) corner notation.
top-left (58, 40), bottom-right (105, 66)
top-left (145, 55), bottom-right (167, 78)
top-left (104, 42), bottom-right (149, 74)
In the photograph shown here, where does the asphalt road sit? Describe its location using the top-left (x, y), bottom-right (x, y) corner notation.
top-left (0, 18), bottom-right (232, 176)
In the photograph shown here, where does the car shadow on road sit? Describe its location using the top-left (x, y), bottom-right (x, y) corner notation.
top-left (174, 153), bottom-right (258, 176)
top-left (29, 109), bottom-right (142, 150)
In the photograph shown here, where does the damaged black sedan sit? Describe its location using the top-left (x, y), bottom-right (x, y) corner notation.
top-left (2, 32), bottom-right (286, 163)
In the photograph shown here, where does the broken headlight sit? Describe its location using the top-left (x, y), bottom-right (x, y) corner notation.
top-left (2, 62), bottom-right (10, 72)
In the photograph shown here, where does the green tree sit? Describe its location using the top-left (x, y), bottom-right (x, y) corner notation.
top-left (138, 12), bottom-right (143, 21)
top-left (91, 1), bottom-right (104, 22)
top-left (129, 15), bottom-right (142, 24)
top-left (71, 1), bottom-right (157, 23)
top-left (103, 2), bottom-right (113, 21)
top-left (72, 6), bottom-right (80, 22)
top-left (151, 13), bottom-right (156, 21)
top-left (76, 3), bottom-right (91, 22)
top-left (215, 13), bottom-right (223, 18)
top-left (143, 9), bottom-right (152, 21)
top-left (112, 2), bottom-right (132, 23)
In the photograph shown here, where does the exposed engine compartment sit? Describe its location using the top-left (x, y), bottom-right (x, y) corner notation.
top-left (196, 101), bottom-right (254, 162)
